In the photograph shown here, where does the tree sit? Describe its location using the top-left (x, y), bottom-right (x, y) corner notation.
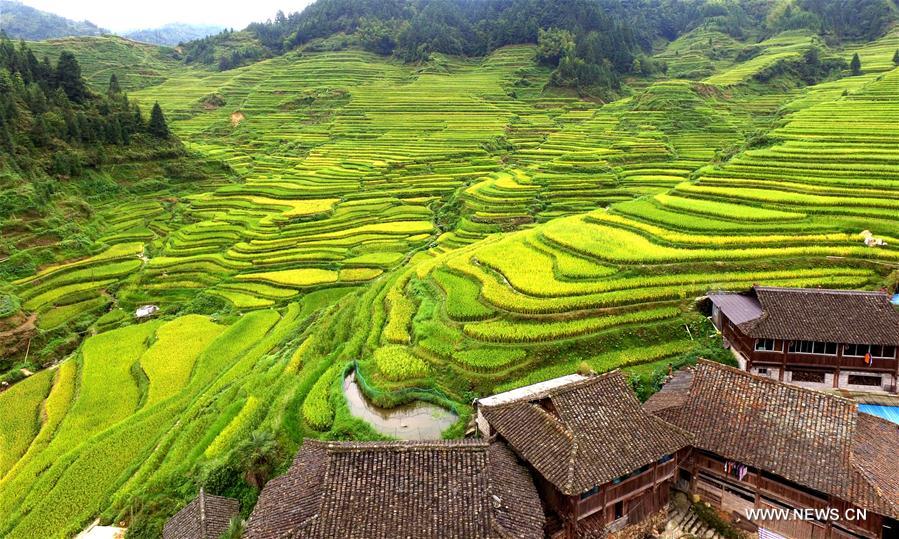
top-left (107, 73), bottom-right (121, 96)
top-left (56, 51), bottom-right (87, 102)
top-left (147, 102), bottom-right (170, 139)
top-left (850, 52), bottom-right (861, 75)
top-left (536, 28), bottom-right (575, 67)
top-left (233, 430), bottom-right (283, 489)
top-left (893, 49), bottom-right (899, 66)
top-left (357, 18), bottom-right (399, 55)
top-left (132, 104), bottom-right (145, 130)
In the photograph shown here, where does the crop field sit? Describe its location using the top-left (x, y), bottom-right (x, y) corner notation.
top-left (2, 25), bottom-right (899, 537)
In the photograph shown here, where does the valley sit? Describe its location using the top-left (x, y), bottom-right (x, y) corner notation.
top-left (1, 4), bottom-right (899, 537)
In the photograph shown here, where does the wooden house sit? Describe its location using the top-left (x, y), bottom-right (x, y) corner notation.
top-left (244, 439), bottom-right (544, 539)
top-left (708, 287), bottom-right (899, 393)
top-left (646, 360), bottom-right (899, 539)
top-left (476, 371), bottom-right (692, 538)
top-left (162, 489), bottom-right (239, 539)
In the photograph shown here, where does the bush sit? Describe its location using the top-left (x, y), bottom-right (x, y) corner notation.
top-left (302, 363), bottom-right (342, 430)
top-left (0, 293), bottom-right (20, 318)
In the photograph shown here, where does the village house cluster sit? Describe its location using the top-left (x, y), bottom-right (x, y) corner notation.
top-left (707, 287), bottom-right (899, 394)
top-left (164, 287), bottom-right (899, 539)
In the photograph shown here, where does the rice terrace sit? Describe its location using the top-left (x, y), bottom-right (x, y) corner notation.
top-left (2, 0), bottom-right (899, 537)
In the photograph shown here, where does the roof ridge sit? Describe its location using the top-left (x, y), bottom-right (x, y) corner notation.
top-left (696, 359), bottom-right (858, 406)
top-left (527, 402), bottom-right (576, 441)
top-left (755, 286), bottom-right (889, 297)
top-left (849, 457), bottom-right (899, 516)
top-left (323, 439), bottom-right (488, 452)
top-left (565, 436), bottom-right (579, 495)
top-left (481, 371), bottom-right (620, 409)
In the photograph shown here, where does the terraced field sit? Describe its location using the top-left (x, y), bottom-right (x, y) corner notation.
top-left (3, 28), bottom-right (899, 537)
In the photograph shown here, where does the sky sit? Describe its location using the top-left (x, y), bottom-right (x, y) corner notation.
top-left (12, 0), bottom-right (314, 32)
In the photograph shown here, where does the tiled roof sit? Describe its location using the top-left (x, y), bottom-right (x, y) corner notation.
top-left (707, 293), bottom-right (763, 325)
top-left (245, 439), bottom-right (544, 539)
top-left (648, 360), bottom-right (899, 519)
top-left (162, 490), bottom-right (239, 539)
top-left (713, 287), bottom-right (899, 345)
top-left (850, 413), bottom-right (899, 519)
top-left (642, 368), bottom-right (694, 423)
top-left (244, 440), bottom-right (329, 539)
top-left (480, 370), bottom-right (692, 496)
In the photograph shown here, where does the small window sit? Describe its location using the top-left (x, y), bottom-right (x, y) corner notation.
top-left (755, 339), bottom-right (777, 351)
top-left (825, 342), bottom-right (837, 355)
top-left (848, 375), bottom-right (882, 387)
top-left (614, 501), bottom-right (624, 520)
top-left (791, 370), bottom-right (825, 383)
top-left (845, 344), bottom-right (867, 357)
top-left (579, 486), bottom-right (599, 500)
top-left (758, 368), bottom-right (768, 375)
top-left (882, 346), bottom-right (896, 359)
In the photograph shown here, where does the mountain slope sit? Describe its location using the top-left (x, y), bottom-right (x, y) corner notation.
top-left (123, 23), bottom-right (226, 47)
top-left (1, 9), bottom-right (899, 539)
top-left (0, 0), bottom-right (108, 39)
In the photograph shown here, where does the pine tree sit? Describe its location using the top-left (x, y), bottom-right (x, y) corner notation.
top-left (107, 74), bottom-right (122, 96)
top-left (893, 49), bottom-right (899, 66)
top-left (132, 105), bottom-right (145, 130)
top-left (56, 51), bottom-right (87, 102)
top-left (147, 102), bottom-right (170, 139)
top-left (850, 53), bottom-right (862, 75)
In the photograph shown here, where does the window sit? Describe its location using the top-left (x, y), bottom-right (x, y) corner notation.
top-left (845, 344), bottom-right (896, 358)
top-left (660, 454), bottom-right (674, 463)
top-left (614, 501), bottom-right (624, 520)
top-left (791, 370), bottom-right (825, 383)
top-left (758, 368), bottom-right (768, 375)
top-left (755, 339), bottom-right (778, 351)
top-left (579, 486), bottom-right (599, 500)
top-left (848, 375), bottom-right (882, 387)
top-left (788, 341), bottom-right (837, 355)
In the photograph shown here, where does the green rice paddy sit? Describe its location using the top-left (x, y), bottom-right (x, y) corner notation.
top-left (3, 28), bottom-right (899, 537)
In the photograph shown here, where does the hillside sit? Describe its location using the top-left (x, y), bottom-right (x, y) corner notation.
top-left (123, 23), bottom-right (226, 47)
top-left (0, 0), bottom-right (108, 39)
top-left (26, 36), bottom-right (190, 91)
top-left (2, 2), bottom-right (899, 538)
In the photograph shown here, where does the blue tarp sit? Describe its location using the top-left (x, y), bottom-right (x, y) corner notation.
top-left (891, 293), bottom-right (899, 305)
top-left (859, 404), bottom-right (899, 425)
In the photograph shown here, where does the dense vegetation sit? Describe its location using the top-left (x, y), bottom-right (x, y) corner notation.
top-left (0, 1), bottom-right (107, 40)
top-left (1, 0), bottom-right (899, 537)
top-left (0, 35), bottom-right (176, 175)
top-left (179, 0), bottom-right (897, 94)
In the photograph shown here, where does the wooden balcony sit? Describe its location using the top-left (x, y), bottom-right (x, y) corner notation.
top-left (576, 459), bottom-right (677, 519)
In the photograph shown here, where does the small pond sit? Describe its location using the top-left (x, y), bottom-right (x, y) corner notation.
top-left (342, 371), bottom-right (458, 440)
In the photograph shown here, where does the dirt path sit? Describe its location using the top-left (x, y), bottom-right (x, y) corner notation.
top-left (0, 313), bottom-right (36, 339)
